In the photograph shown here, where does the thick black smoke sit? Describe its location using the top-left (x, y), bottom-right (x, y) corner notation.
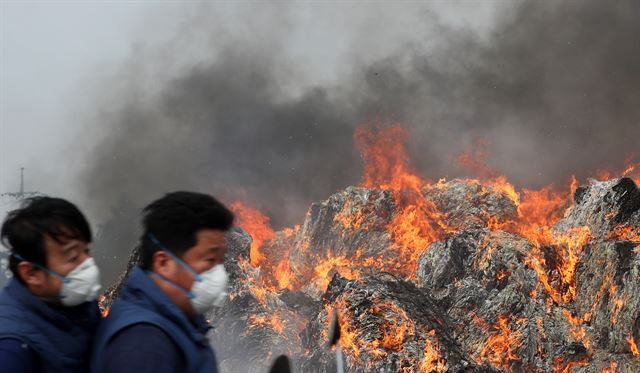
top-left (83, 1), bottom-right (640, 283)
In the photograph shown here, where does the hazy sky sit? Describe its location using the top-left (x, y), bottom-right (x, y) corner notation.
top-left (2, 1), bottom-right (164, 197)
top-left (0, 0), bottom-right (499, 209)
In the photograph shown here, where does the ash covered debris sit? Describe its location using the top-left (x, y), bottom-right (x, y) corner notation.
top-left (103, 178), bottom-right (640, 372)
top-left (555, 177), bottom-right (640, 240)
top-left (421, 180), bottom-right (518, 231)
top-left (300, 274), bottom-right (497, 373)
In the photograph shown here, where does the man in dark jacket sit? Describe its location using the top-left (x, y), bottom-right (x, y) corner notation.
top-left (0, 197), bottom-right (102, 373)
top-left (92, 191), bottom-right (234, 373)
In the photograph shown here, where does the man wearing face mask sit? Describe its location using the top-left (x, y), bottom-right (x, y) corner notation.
top-left (92, 191), bottom-right (233, 373)
top-left (0, 197), bottom-right (102, 373)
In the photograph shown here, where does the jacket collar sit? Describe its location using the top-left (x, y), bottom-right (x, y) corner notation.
top-left (122, 267), bottom-right (211, 341)
top-left (5, 277), bottom-right (99, 329)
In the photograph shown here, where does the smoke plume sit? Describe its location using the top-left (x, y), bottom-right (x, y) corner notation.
top-left (81, 1), bottom-right (640, 283)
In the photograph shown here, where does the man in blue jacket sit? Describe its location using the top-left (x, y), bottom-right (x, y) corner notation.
top-left (92, 191), bottom-right (234, 373)
top-left (0, 197), bottom-right (102, 373)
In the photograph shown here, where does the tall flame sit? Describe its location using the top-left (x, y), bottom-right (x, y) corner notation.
top-left (230, 201), bottom-right (275, 267)
top-left (355, 125), bottom-right (449, 275)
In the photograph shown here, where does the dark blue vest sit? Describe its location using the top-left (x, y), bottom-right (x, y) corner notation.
top-left (0, 278), bottom-right (101, 373)
top-left (91, 267), bottom-right (218, 373)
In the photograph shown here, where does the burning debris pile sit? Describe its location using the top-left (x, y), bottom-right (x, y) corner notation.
top-left (102, 127), bottom-right (640, 372)
top-left (215, 174), bottom-right (639, 373)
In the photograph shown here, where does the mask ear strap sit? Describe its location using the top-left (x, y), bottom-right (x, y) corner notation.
top-left (146, 270), bottom-right (195, 299)
top-left (147, 233), bottom-right (203, 282)
top-left (6, 252), bottom-right (69, 283)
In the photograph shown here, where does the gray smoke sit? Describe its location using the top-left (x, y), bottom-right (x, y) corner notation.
top-left (82, 1), bottom-right (640, 283)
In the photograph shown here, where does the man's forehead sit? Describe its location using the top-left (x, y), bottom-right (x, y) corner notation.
top-left (43, 233), bottom-right (86, 259)
top-left (196, 229), bottom-right (227, 244)
top-left (184, 237), bottom-right (226, 260)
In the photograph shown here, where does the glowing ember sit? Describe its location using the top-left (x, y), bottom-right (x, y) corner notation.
top-left (330, 301), bottom-right (362, 359)
top-left (475, 314), bottom-right (525, 370)
top-left (609, 224), bottom-right (640, 243)
top-left (552, 357), bottom-right (590, 373)
top-left (418, 330), bottom-right (447, 372)
top-left (629, 335), bottom-right (640, 357)
top-left (609, 284), bottom-right (625, 325)
top-left (602, 360), bottom-right (618, 373)
top-left (562, 309), bottom-right (592, 350)
top-left (98, 295), bottom-right (110, 317)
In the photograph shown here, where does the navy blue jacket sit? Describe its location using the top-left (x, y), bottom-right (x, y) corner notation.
top-left (0, 337), bottom-right (40, 372)
top-left (0, 277), bottom-right (101, 373)
top-left (91, 266), bottom-right (218, 373)
top-left (102, 323), bottom-right (184, 373)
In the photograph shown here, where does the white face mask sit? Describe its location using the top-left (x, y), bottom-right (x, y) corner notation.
top-left (57, 257), bottom-right (102, 306)
top-left (148, 234), bottom-right (229, 314)
top-left (189, 264), bottom-right (229, 314)
top-left (11, 254), bottom-right (103, 306)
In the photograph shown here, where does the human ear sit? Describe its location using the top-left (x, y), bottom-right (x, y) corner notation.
top-left (152, 251), bottom-right (171, 276)
top-left (17, 261), bottom-right (44, 286)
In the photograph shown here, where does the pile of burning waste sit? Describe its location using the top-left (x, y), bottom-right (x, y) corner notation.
top-left (103, 127), bottom-right (640, 372)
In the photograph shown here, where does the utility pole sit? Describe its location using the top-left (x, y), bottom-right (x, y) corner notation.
top-left (0, 168), bottom-right (42, 200)
top-left (20, 167), bottom-right (24, 197)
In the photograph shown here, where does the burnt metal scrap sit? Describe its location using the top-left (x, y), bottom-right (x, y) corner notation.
top-left (103, 178), bottom-right (640, 372)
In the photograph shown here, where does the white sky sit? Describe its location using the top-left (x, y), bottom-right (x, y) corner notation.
top-left (2, 1), bottom-right (160, 197)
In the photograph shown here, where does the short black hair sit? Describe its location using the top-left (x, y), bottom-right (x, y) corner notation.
top-left (139, 191), bottom-right (234, 270)
top-left (1, 197), bottom-right (92, 278)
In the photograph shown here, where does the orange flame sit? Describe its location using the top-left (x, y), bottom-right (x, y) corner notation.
top-left (333, 200), bottom-right (370, 231)
top-left (553, 357), bottom-right (589, 373)
top-left (609, 284), bottom-right (625, 325)
top-left (620, 158), bottom-right (640, 184)
top-left (583, 270), bottom-right (614, 323)
top-left (230, 201), bottom-right (275, 267)
top-left (454, 140), bottom-right (595, 306)
top-left (418, 330), bottom-right (447, 372)
top-left (596, 159), bottom-right (640, 185)
top-left (369, 300), bottom-right (417, 353)
top-left (485, 176), bottom-right (591, 305)
top-left (456, 138), bottom-right (499, 180)
top-left (355, 125), bottom-right (425, 191)
top-left (247, 312), bottom-right (288, 337)
top-left (496, 268), bottom-right (510, 281)
top-left (562, 309), bottom-right (592, 350)
top-left (313, 253), bottom-right (363, 291)
top-left (326, 301), bottom-right (362, 359)
top-left (609, 224), bottom-right (640, 243)
top-left (355, 125), bottom-right (449, 276)
top-left (475, 314), bottom-right (525, 370)
top-left (629, 335), bottom-right (640, 357)
top-left (98, 295), bottom-right (110, 317)
top-left (524, 226), bottom-right (592, 304)
top-left (231, 202), bottom-right (297, 297)
top-left (602, 360), bottom-right (618, 373)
